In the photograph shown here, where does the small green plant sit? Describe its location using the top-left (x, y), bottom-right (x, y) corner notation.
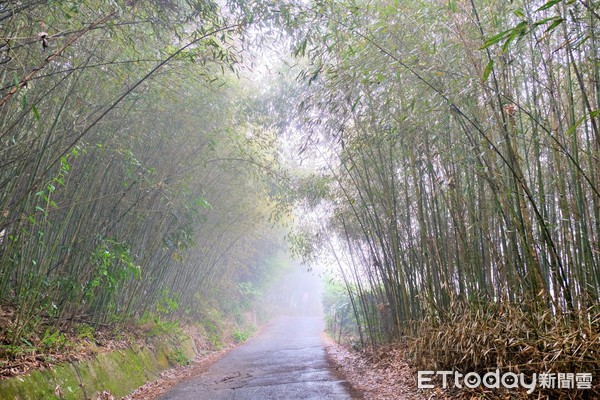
top-left (152, 320), bottom-right (180, 336)
top-left (231, 330), bottom-right (250, 343)
top-left (156, 289), bottom-right (180, 315)
top-left (138, 310), bottom-right (181, 337)
top-left (0, 343), bottom-right (34, 359)
top-left (171, 348), bottom-right (190, 365)
top-left (40, 329), bottom-right (67, 350)
top-left (202, 320), bottom-right (223, 349)
top-left (75, 324), bottom-right (95, 340)
top-left (208, 334), bottom-right (222, 349)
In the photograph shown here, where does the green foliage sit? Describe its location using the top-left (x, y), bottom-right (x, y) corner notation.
top-left (75, 324), bottom-right (95, 340)
top-left (138, 311), bottom-right (182, 337)
top-left (280, 0), bottom-right (600, 358)
top-left (83, 238), bottom-right (140, 319)
top-left (237, 282), bottom-right (262, 309)
top-left (231, 328), bottom-right (252, 343)
top-left (0, 0), bottom-right (295, 351)
top-left (156, 289), bottom-right (180, 316)
top-left (204, 321), bottom-right (223, 349)
top-left (40, 328), bottom-right (68, 350)
top-left (170, 348), bottom-right (191, 366)
top-left (322, 278), bottom-right (360, 341)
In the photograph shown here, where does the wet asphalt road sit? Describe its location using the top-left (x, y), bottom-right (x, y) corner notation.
top-left (157, 316), bottom-right (355, 400)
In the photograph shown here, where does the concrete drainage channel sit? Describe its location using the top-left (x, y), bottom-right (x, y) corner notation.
top-left (0, 335), bottom-right (197, 400)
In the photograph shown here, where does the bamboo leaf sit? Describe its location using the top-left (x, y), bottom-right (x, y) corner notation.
top-left (545, 18), bottom-right (564, 33)
top-left (513, 8), bottom-right (525, 18)
top-left (480, 29), bottom-right (512, 49)
top-left (194, 197), bottom-right (212, 209)
top-left (533, 16), bottom-right (562, 28)
top-left (482, 60), bottom-right (494, 82)
top-left (565, 110), bottom-right (599, 136)
top-left (31, 104), bottom-right (41, 121)
top-left (535, 0), bottom-right (562, 12)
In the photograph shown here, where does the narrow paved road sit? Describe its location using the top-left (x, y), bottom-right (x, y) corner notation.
top-left (157, 316), bottom-right (357, 400)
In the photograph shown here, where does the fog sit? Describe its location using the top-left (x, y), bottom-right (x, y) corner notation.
top-left (260, 262), bottom-right (324, 318)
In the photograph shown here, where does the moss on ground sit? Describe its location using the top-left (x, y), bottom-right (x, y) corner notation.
top-left (0, 334), bottom-right (197, 399)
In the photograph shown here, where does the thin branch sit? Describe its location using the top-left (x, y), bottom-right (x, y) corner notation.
top-left (0, 12), bottom-right (117, 109)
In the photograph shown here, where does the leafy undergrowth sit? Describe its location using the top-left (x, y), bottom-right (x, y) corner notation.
top-left (0, 303), bottom-right (254, 381)
top-left (407, 304), bottom-right (600, 399)
top-left (0, 305), bottom-right (140, 379)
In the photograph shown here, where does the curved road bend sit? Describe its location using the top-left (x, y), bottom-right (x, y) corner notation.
top-left (157, 316), bottom-right (358, 400)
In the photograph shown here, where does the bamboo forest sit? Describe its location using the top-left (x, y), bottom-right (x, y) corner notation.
top-left (0, 0), bottom-right (598, 399)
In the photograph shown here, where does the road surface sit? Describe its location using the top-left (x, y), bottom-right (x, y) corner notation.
top-left (157, 316), bottom-right (358, 399)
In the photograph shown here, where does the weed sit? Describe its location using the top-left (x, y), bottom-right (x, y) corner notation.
top-left (170, 348), bottom-right (190, 366)
top-left (137, 311), bottom-right (181, 337)
top-left (231, 330), bottom-right (250, 343)
top-left (41, 328), bottom-right (67, 350)
top-left (75, 324), bottom-right (95, 340)
top-left (208, 333), bottom-right (222, 349)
